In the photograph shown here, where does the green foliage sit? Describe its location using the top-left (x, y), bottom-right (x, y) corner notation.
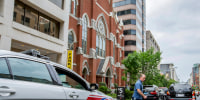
top-left (98, 86), bottom-right (112, 94)
top-left (144, 72), bottom-right (177, 87)
top-left (99, 82), bottom-right (107, 87)
top-left (121, 48), bottom-right (177, 87)
top-left (125, 89), bottom-right (134, 99)
top-left (114, 83), bottom-right (118, 88)
top-left (122, 48), bottom-right (162, 85)
top-left (107, 93), bottom-right (117, 98)
top-left (98, 86), bottom-right (107, 94)
top-left (122, 51), bottom-right (142, 84)
top-left (167, 79), bottom-right (177, 88)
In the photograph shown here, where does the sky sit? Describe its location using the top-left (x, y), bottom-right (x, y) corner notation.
top-left (146, 0), bottom-right (200, 82)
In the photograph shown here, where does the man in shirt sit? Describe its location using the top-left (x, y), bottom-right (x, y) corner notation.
top-left (132, 74), bottom-right (147, 100)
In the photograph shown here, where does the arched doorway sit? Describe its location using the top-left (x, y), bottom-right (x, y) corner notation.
top-left (68, 30), bottom-right (77, 50)
top-left (82, 67), bottom-right (88, 80)
top-left (105, 68), bottom-right (112, 88)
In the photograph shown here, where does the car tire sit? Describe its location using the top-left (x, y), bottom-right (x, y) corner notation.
top-left (164, 96), bottom-right (166, 100)
top-left (158, 96), bottom-right (162, 100)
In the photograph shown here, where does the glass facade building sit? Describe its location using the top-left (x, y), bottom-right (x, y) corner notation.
top-left (113, 0), bottom-right (146, 56)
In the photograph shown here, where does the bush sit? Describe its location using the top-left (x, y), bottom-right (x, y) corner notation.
top-left (125, 89), bottom-right (134, 99)
top-left (114, 83), bottom-right (118, 88)
top-left (107, 93), bottom-right (117, 98)
top-left (99, 82), bottom-right (107, 87)
top-left (98, 86), bottom-right (112, 94)
top-left (98, 86), bottom-right (108, 94)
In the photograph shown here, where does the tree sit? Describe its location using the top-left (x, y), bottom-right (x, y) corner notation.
top-left (122, 51), bottom-right (142, 85)
top-left (122, 48), bottom-right (162, 85)
top-left (140, 48), bottom-right (161, 75)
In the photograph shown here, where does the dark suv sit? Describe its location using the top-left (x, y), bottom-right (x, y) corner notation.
top-left (168, 83), bottom-right (194, 100)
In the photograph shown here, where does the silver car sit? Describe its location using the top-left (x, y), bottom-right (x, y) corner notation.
top-left (0, 50), bottom-right (113, 100)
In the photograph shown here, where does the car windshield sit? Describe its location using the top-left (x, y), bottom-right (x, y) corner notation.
top-left (174, 84), bottom-right (191, 91)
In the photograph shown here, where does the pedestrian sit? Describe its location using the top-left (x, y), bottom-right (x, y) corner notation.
top-left (132, 74), bottom-right (147, 100)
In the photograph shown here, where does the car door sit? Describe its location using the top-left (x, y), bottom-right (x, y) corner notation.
top-left (53, 66), bottom-right (92, 99)
top-left (0, 57), bottom-right (66, 100)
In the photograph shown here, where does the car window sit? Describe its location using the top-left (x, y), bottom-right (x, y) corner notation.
top-left (0, 58), bottom-right (11, 79)
top-left (174, 84), bottom-right (191, 91)
top-left (55, 67), bottom-right (86, 90)
top-left (8, 58), bottom-right (53, 84)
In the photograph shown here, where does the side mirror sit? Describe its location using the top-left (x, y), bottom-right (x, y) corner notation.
top-left (90, 83), bottom-right (98, 90)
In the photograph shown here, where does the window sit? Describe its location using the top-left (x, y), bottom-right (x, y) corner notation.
top-left (96, 35), bottom-right (99, 55)
top-left (96, 18), bottom-right (106, 57)
top-left (0, 0), bottom-right (4, 17)
top-left (39, 14), bottom-right (50, 34)
top-left (123, 30), bottom-right (136, 35)
top-left (55, 67), bottom-right (86, 90)
top-left (113, 38), bottom-right (115, 63)
top-left (125, 51), bottom-right (134, 56)
top-left (13, 1), bottom-right (24, 24)
top-left (82, 16), bottom-right (88, 54)
top-left (0, 58), bottom-right (11, 79)
top-left (24, 7), bottom-right (38, 29)
top-left (125, 40), bottom-right (136, 45)
top-left (113, 0), bottom-right (136, 7)
top-left (73, 0), bottom-right (77, 16)
top-left (123, 19), bottom-right (136, 25)
top-left (68, 31), bottom-right (74, 50)
top-left (8, 58), bottom-right (53, 84)
top-left (13, 1), bottom-right (60, 38)
top-left (50, 20), bottom-right (59, 38)
top-left (49, 0), bottom-right (64, 9)
top-left (117, 9), bottom-right (136, 16)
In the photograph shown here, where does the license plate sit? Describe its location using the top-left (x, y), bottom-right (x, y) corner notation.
top-left (144, 92), bottom-right (148, 95)
top-left (177, 94), bottom-right (184, 97)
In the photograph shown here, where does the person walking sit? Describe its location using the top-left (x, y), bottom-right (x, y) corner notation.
top-left (132, 74), bottom-right (147, 100)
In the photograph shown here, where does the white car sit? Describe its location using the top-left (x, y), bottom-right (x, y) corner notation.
top-left (0, 50), bottom-right (113, 100)
top-left (195, 90), bottom-right (199, 97)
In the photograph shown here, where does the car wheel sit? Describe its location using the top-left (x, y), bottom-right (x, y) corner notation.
top-left (164, 96), bottom-right (166, 100)
top-left (159, 96), bottom-right (162, 100)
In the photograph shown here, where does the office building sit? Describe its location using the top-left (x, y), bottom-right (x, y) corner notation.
top-left (146, 30), bottom-right (160, 53)
top-left (0, 0), bottom-right (70, 65)
top-left (113, 0), bottom-right (146, 56)
top-left (160, 63), bottom-right (180, 82)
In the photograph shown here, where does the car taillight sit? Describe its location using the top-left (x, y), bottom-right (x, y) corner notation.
top-left (150, 91), bottom-right (157, 95)
top-left (193, 91), bottom-right (195, 95)
top-left (167, 91), bottom-right (170, 96)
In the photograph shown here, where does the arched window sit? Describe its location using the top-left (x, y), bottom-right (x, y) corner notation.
top-left (68, 31), bottom-right (74, 50)
top-left (70, 0), bottom-right (77, 16)
top-left (73, 0), bottom-right (77, 16)
top-left (82, 16), bottom-right (88, 54)
top-left (113, 38), bottom-right (115, 63)
top-left (96, 35), bottom-right (99, 55)
top-left (96, 18), bottom-right (106, 57)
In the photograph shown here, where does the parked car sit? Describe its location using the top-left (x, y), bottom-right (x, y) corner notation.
top-left (159, 87), bottom-right (169, 100)
top-left (0, 50), bottom-right (113, 100)
top-left (168, 83), bottom-right (194, 100)
top-left (143, 85), bottom-right (162, 100)
top-left (158, 89), bottom-right (167, 100)
top-left (195, 90), bottom-right (199, 97)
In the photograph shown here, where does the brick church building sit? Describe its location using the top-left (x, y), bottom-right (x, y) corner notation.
top-left (68, 0), bottom-right (125, 88)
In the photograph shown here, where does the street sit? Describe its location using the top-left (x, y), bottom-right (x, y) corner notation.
top-left (197, 96), bottom-right (200, 100)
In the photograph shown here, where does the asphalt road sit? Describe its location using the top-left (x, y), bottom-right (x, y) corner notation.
top-left (197, 96), bottom-right (200, 100)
